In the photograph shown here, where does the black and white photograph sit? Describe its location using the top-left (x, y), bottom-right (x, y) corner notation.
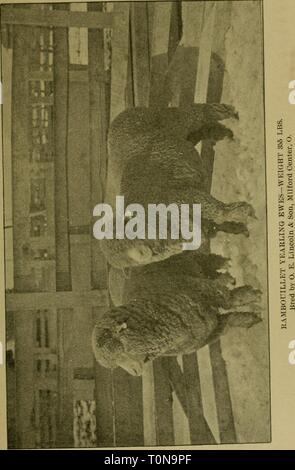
top-left (1, 0), bottom-right (270, 449)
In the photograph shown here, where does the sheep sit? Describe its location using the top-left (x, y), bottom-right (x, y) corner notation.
top-left (100, 104), bottom-right (256, 269)
top-left (92, 251), bottom-right (261, 376)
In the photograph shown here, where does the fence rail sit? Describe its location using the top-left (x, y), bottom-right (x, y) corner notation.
top-left (1, 7), bottom-right (113, 28)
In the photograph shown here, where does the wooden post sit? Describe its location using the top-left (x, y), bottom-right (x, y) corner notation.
top-left (10, 22), bottom-right (35, 448)
top-left (149, 2), bottom-right (172, 107)
top-left (53, 4), bottom-right (71, 292)
top-left (102, 2), bottom-right (145, 446)
top-left (14, 311), bottom-right (35, 448)
top-left (57, 308), bottom-right (74, 447)
top-left (110, 3), bottom-right (130, 122)
top-left (53, 3), bottom-right (73, 448)
top-left (182, 354), bottom-right (216, 444)
top-left (153, 358), bottom-right (175, 445)
top-left (87, 2), bottom-right (115, 448)
top-left (130, 2), bottom-right (150, 107)
top-left (1, 7), bottom-right (113, 29)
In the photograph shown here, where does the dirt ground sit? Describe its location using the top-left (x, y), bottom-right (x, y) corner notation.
top-left (210, 1), bottom-right (270, 443)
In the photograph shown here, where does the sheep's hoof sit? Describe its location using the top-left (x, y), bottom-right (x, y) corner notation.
top-left (214, 103), bottom-right (239, 121)
top-left (227, 312), bottom-right (262, 328)
top-left (225, 202), bottom-right (257, 224)
top-left (231, 285), bottom-right (262, 305)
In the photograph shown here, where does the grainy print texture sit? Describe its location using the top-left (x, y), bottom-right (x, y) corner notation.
top-left (1, 1), bottom-right (270, 448)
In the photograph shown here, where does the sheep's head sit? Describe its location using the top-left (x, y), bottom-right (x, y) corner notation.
top-left (92, 308), bottom-right (149, 376)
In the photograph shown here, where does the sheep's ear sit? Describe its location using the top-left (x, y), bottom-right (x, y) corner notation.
top-left (115, 322), bottom-right (128, 334)
top-left (127, 246), bottom-right (152, 264)
top-left (144, 353), bottom-right (156, 363)
top-left (122, 267), bottom-right (131, 279)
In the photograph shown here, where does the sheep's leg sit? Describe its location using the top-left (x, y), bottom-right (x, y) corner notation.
top-left (187, 122), bottom-right (234, 146)
top-left (215, 272), bottom-right (236, 287)
top-left (206, 311), bottom-right (262, 345)
top-left (229, 285), bottom-right (262, 307)
top-left (193, 191), bottom-right (256, 225)
top-left (189, 103), bottom-right (239, 122)
top-left (155, 103), bottom-right (238, 141)
top-left (190, 252), bottom-right (231, 278)
top-left (204, 220), bottom-right (250, 239)
top-left (221, 311), bottom-right (262, 329)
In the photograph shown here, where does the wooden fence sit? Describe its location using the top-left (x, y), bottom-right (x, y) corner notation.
top-left (2, 1), bottom-right (237, 448)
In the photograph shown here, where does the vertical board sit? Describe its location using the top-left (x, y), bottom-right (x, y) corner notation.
top-left (87, 2), bottom-right (114, 447)
top-left (53, 3), bottom-right (71, 291)
top-left (88, 1), bottom-right (109, 290)
top-left (11, 24), bottom-right (31, 289)
top-left (205, 1), bottom-right (237, 444)
top-left (53, 3), bottom-right (73, 447)
top-left (129, 3), bottom-right (157, 445)
top-left (105, 1), bottom-right (144, 446)
top-left (110, 2), bottom-right (130, 122)
top-left (57, 308), bottom-right (74, 447)
top-left (189, 1), bottom-right (220, 442)
top-left (11, 22), bottom-right (35, 448)
top-left (209, 341), bottom-right (236, 443)
top-left (168, 1), bottom-right (218, 444)
top-left (182, 353), bottom-right (216, 444)
top-left (142, 362), bottom-right (157, 446)
top-left (153, 358), bottom-right (174, 445)
top-left (130, 2), bottom-right (150, 107)
top-left (113, 370), bottom-right (144, 447)
top-left (67, 70), bottom-right (101, 436)
top-left (149, 1), bottom-right (172, 107)
top-left (106, 2), bottom-right (130, 206)
top-left (14, 311), bottom-right (35, 448)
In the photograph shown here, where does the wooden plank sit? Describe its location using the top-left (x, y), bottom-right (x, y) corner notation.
top-left (86, 2), bottom-right (114, 447)
top-left (200, 1), bottom-right (236, 443)
top-left (203, 0), bottom-right (233, 188)
top-left (88, 1), bottom-right (109, 291)
top-left (74, 367), bottom-right (94, 380)
top-left (142, 362), bottom-right (156, 446)
top-left (113, 369), bottom-right (144, 446)
top-left (53, 4), bottom-right (71, 291)
top-left (93, 359), bottom-right (115, 447)
top-left (73, 379), bottom-right (95, 401)
top-left (14, 312), bottom-right (35, 448)
top-left (167, 0), bottom-right (183, 63)
top-left (110, 3), bottom-right (130, 122)
top-left (184, 1), bottom-right (220, 442)
top-left (1, 7), bottom-right (113, 29)
top-left (128, 6), bottom-right (157, 445)
top-left (106, 2), bottom-right (130, 206)
top-left (6, 290), bottom-right (108, 310)
top-left (209, 342), bottom-right (236, 443)
top-left (105, 3), bottom-right (144, 445)
top-left (57, 309), bottom-right (74, 447)
top-left (153, 358), bottom-right (174, 445)
top-left (183, 353), bottom-right (216, 445)
top-left (11, 25), bottom-right (31, 288)
top-left (149, 2), bottom-right (172, 107)
top-left (194, 2), bottom-right (217, 103)
top-left (106, 2), bottom-right (144, 445)
top-left (130, 2), bottom-right (150, 107)
top-left (146, 3), bottom-right (177, 445)
top-left (67, 67), bottom-right (95, 373)
top-left (28, 69), bottom-right (91, 82)
top-left (168, 356), bottom-right (216, 445)
top-left (10, 23), bottom-right (36, 449)
top-left (166, 357), bottom-right (189, 417)
top-left (177, 1), bottom-right (204, 105)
